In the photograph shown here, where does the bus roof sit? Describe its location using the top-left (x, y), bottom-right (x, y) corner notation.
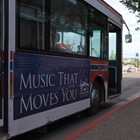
top-left (100, 0), bottom-right (122, 17)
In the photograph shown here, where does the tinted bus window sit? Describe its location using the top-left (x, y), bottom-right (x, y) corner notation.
top-left (17, 0), bottom-right (46, 51)
top-left (50, 0), bottom-right (88, 55)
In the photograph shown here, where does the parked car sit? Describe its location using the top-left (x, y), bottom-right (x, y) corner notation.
top-left (133, 68), bottom-right (136, 72)
top-left (127, 67), bottom-right (135, 72)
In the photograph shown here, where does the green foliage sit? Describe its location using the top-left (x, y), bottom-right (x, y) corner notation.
top-left (120, 0), bottom-right (140, 15)
top-left (120, 0), bottom-right (140, 30)
top-left (120, 0), bottom-right (140, 13)
top-left (123, 59), bottom-right (140, 67)
top-left (137, 60), bottom-right (140, 66)
top-left (130, 59), bottom-right (136, 65)
top-left (109, 50), bottom-right (116, 60)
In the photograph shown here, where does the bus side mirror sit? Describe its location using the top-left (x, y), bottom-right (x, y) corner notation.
top-left (125, 34), bottom-right (132, 43)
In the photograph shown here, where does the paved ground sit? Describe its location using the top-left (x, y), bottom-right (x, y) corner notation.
top-left (63, 94), bottom-right (140, 140)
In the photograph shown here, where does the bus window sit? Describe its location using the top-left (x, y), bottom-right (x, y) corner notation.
top-left (109, 33), bottom-right (117, 60)
top-left (90, 30), bottom-right (101, 57)
top-left (50, 0), bottom-right (87, 55)
top-left (88, 7), bottom-right (108, 59)
top-left (17, 0), bottom-right (46, 51)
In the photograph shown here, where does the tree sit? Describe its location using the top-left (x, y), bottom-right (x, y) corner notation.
top-left (109, 50), bottom-right (116, 60)
top-left (120, 0), bottom-right (140, 30)
top-left (138, 60), bottom-right (140, 66)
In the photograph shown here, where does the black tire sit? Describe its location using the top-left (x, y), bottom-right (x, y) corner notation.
top-left (86, 82), bottom-right (100, 115)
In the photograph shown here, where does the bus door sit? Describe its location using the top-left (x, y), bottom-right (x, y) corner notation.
top-left (108, 22), bottom-right (122, 98)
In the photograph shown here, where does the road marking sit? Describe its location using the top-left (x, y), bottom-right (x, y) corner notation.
top-left (62, 93), bottom-right (140, 140)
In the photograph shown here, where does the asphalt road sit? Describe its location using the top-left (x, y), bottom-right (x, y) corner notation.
top-left (10, 72), bottom-right (140, 140)
top-left (122, 72), bottom-right (140, 99)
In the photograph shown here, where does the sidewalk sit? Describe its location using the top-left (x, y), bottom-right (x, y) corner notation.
top-left (63, 94), bottom-right (140, 140)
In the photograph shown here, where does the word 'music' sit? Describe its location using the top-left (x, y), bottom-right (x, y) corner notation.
top-left (19, 72), bottom-right (78, 90)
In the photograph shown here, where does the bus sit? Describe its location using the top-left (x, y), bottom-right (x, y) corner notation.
top-left (0, 0), bottom-right (130, 139)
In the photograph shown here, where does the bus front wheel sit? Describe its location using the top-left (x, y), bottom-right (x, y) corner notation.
top-left (86, 82), bottom-right (100, 115)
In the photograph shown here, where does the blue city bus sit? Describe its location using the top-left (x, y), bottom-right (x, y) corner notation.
top-left (0, 0), bottom-right (126, 139)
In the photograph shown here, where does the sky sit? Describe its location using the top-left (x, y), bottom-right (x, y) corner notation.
top-left (104, 0), bottom-right (140, 58)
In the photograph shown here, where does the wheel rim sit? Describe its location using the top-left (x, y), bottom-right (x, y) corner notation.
top-left (91, 89), bottom-right (100, 108)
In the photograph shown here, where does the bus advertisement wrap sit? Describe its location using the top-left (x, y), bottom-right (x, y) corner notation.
top-left (13, 53), bottom-right (90, 120)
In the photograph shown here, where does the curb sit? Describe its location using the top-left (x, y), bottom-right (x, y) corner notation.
top-left (62, 93), bottom-right (140, 140)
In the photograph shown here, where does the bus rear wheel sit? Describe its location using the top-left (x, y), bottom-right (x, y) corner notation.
top-left (86, 82), bottom-right (100, 115)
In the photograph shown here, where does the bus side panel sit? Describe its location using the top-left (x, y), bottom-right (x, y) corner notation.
top-left (9, 53), bottom-right (90, 137)
top-left (90, 60), bottom-right (108, 101)
top-left (90, 60), bottom-right (108, 83)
